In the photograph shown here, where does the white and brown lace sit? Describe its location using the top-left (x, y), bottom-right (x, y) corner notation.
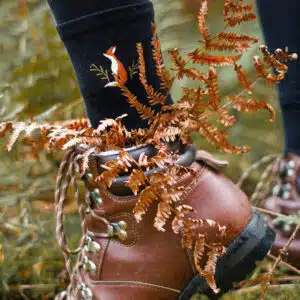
top-left (54, 148), bottom-right (111, 299)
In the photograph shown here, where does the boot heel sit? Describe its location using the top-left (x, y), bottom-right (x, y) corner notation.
top-left (178, 211), bottom-right (276, 300)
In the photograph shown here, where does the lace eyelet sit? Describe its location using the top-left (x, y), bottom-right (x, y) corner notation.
top-left (272, 185), bottom-right (281, 196)
top-left (282, 183), bottom-right (291, 191)
top-left (287, 169), bottom-right (295, 177)
top-left (287, 160), bottom-right (296, 169)
top-left (108, 221), bottom-right (128, 241)
top-left (84, 236), bottom-right (101, 253)
top-left (282, 191), bottom-right (290, 200)
top-left (80, 283), bottom-right (93, 300)
top-left (83, 256), bottom-right (97, 273)
top-left (90, 188), bottom-right (103, 206)
top-left (84, 172), bottom-right (93, 180)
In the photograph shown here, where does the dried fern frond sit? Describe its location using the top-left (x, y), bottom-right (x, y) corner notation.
top-left (188, 50), bottom-right (241, 66)
top-left (217, 108), bottom-right (236, 127)
top-left (2, 0), bottom-right (297, 295)
top-left (224, 0), bottom-right (256, 27)
top-left (126, 169), bottom-right (148, 195)
top-left (154, 201), bottom-right (173, 232)
top-left (80, 147), bottom-right (96, 176)
top-left (259, 45), bottom-right (288, 73)
top-left (147, 147), bottom-right (171, 169)
top-left (253, 56), bottom-right (285, 84)
top-left (0, 122), bottom-right (12, 138)
top-left (274, 47), bottom-right (298, 62)
top-left (151, 24), bottom-right (174, 90)
top-left (197, 117), bottom-right (249, 154)
top-left (62, 137), bottom-right (103, 150)
top-left (121, 86), bottom-right (157, 122)
top-left (193, 233), bottom-right (206, 266)
top-left (206, 32), bottom-right (258, 53)
top-left (227, 95), bottom-right (275, 123)
top-left (234, 63), bottom-right (253, 93)
top-left (206, 41), bottom-right (247, 54)
top-left (169, 49), bottom-right (207, 82)
top-left (5, 121), bottom-right (53, 152)
top-left (206, 67), bottom-right (221, 110)
top-left (201, 244), bottom-right (226, 294)
top-left (133, 186), bottom-right (158, 222)
top-left (6, 122), bottom-right (27, 151)
top-left (198, 0), bottom-right (209, 43)
top-left (218, 32), bottom-right (258, 45)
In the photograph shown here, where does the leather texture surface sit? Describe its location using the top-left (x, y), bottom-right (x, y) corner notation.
top-left (72, 144), bottom-right (253, 299)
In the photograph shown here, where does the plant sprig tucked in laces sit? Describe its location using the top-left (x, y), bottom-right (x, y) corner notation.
top-left (1, 0), bottom-right (297, 294)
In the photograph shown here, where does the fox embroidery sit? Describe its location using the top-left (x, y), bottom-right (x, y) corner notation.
top-left (103, 46), bottom-right (128, 88)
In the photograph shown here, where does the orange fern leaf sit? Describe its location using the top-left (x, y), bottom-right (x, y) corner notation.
top-left (121, 86), bottom-right (157, 122)
top-left (151, 24), bottom-right (174, 90)
top-left (274, 47), bottom-right (298, 63)
top-left (218, 32), bottom-right (258, 44)
top-left (80, 147), bottom-right (96, 176)
top-left (0, 122), bottom-right (12, 139)
top-left (227, 95), bottom-right (275, 123)
top-left (226, 13), bottom-right (256, 27)
top-left (193, 234), bottom-right (206, 271)
top-left (147, 148), bottom-right (171, 169)
top-left (206, 32), bottom-right (258, 53)
top-left (62, 137), bottom-right (103, 150)
top-left (259, 45), bottom-right (288, 73)
top-left (217, 108), bottom-right (236, 127)
top-left (198, 0), bottom-right (209, 42)
top-left (7, 122), bottom-right (26, 151)
top-left (169, 49), bottom-right (206, 82)
top-left (234, 64), bottom-right (253, 93)
top-left (126, 169), bottom-right (148, 195)
top-left (188, 50), bottom-right (241, 66)
top-left (197, 117), bottom-right (249, 154)
top-left (202, 245), bottom-right (226, 294)
top-left (172, 205), bottom-right (194, 234)
top-left (206, 67), bottom-right (221, 110)
top-left (206, 41), bottom-right (250, 54)
top-left (138, 152), bottom-right (149, 169)
top-left (253, 56), bottom-right (285, 84)
top-left (154, 201), bottom-right (173, 232)
top-left (133, 186), bottom-right (157, 222)
top-left (96, 163), bottom-right (119, 189)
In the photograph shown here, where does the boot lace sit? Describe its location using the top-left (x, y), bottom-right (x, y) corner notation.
top-left (237, 154), bottom-right (297, 207)
top-left (54, 148), bottom-right (116, 300)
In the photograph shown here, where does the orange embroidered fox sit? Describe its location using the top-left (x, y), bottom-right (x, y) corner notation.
top-left (103, 46), bottom-right (128, 88)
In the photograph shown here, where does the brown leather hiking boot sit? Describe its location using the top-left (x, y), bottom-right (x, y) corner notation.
top-left (55, 143), bottom-right (275, 300)
top-left (264, 154), bottom-right (300, 268)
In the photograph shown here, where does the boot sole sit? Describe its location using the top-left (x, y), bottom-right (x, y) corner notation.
top-left (178, 210), bottom-right (276, 300)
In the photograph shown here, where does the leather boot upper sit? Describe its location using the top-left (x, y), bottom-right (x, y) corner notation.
top-left (70, 143), bottom-right (253, 299)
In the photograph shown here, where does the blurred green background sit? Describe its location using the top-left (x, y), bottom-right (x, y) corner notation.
top-left (0, 0), bottom-right (294, 299)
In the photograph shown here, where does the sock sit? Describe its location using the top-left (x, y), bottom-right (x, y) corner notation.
top-left (47, 0), bottom-right (172, 129)
top-left (256, 0), bottom-right (300, 156)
